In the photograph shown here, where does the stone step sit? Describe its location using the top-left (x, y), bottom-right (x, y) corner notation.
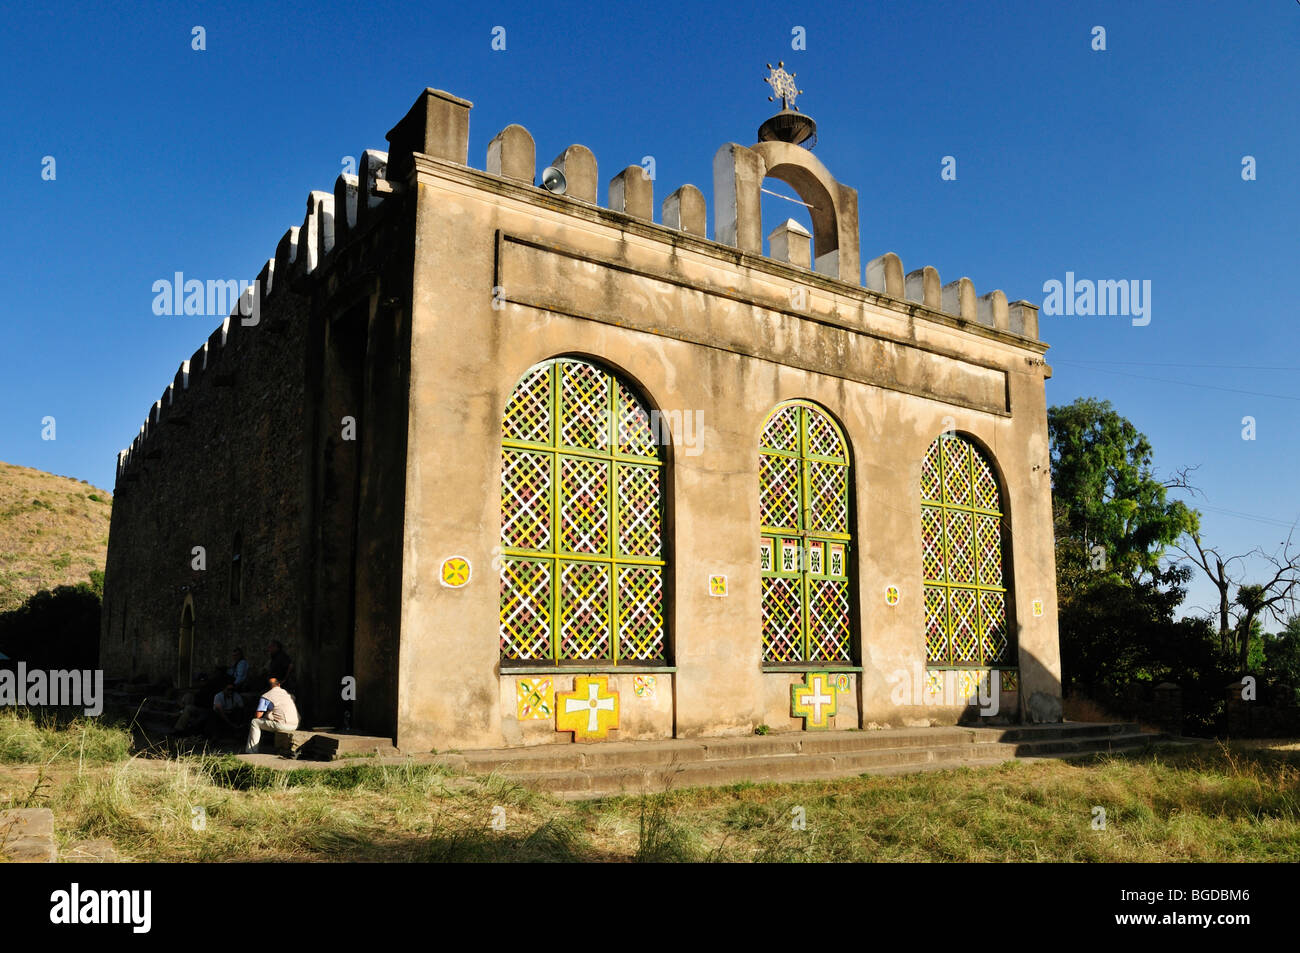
top-left (141, 697), bottom-right (183, 716)
top-left (1007, 731), bottom-right (1173, 757)
top-left (104, 689), bottom-right (147, 706)
top-left (459, 722), bottom-right (1151, 775)
top-left (481, 728), bottom-right (1178, 799)
top-left (988, 722), bottom-right (1141, 743)
top-left (459, 728), bottom-right (971, 773)
top-left (0, 808), bottom-right (56, 862)
top-left (271, 730), bottom-right (399, 761)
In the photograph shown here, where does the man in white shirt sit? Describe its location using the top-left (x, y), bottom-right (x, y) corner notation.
top-left (244, 677), bottom-right (300, 753)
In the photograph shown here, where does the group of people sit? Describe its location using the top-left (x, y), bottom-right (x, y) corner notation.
top-left (172, 640), bottom-right (300, 753)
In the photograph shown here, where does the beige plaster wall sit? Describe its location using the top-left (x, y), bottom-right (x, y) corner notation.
top-left (499, 674), bottom-right (674, 747)
top-left (395, 154), bottom-right (1059, 752)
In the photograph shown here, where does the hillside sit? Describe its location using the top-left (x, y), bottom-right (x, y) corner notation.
top-left (0, 460), bottom-right (112, 612)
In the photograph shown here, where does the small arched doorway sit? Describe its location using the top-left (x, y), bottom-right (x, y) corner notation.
top-left (177, 596), bottom-right (195, 689)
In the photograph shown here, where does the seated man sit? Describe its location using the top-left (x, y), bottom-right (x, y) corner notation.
top-left (227, 648), bottom-right (249, 691)
top-left (264, 640), bottom-right (295, 693)
top-left (211, 683), bottom-right (245, 736)
top-left (244, 677), bottom-right (300, 754)
top-left (172, 692), bottom-right (208, 735)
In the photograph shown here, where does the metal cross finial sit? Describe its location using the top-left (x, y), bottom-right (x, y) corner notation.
top-left (764, 60), bottom-right (803, 111)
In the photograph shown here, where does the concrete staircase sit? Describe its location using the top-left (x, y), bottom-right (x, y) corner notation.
top-left (456, 722), bottom-right (1187, 799)
top-left (271, 730), bottom-right (398, 760)
top-left (103, 683), bottom-right (181, 735)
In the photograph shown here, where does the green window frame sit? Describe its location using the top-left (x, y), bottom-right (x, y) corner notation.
top-left (759, 400), bottom-right (853, 664)
top-left (920, 434), bottom-right (1013, 669)
top-left (499, 358), bottom-right (667, 665)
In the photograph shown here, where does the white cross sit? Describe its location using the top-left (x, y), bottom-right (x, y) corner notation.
top-left (798, 676), bottom-right (833, 724)
top-left (565, 682), bottom-right (615, 733)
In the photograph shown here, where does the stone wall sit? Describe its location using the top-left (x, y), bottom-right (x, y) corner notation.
top-left (101, 280), bottom-right (313, 702)
top-left (103, 145), bottom-right (412, 731)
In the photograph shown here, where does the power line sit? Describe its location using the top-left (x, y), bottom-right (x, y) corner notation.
top-left (1054, 361), bottom-right (1300, 402)
top-left (1197, 504), bottom-right (1299, 531)
top-left (1062, 360), bottom-right (1300, 372)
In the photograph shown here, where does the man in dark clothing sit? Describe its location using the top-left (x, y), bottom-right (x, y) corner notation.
top-left (227, 647), bottom-right (249, 690)
top-left (211, 683), bottom-right (246, 737)
top-left (266, 640), bottom-right (294, 689)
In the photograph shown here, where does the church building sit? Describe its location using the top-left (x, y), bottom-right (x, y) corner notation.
top-left (102, 73), bottom-right (1063, 751)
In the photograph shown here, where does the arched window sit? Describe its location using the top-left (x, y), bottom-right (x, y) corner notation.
top-left (499, 358), bottom-right (666, 664)
top-left (178, 597), bottom-right (195, 689)
top-left (759, 401), bottom-right (853, 663)
top-left (920, 435), bottom-right (1011, 670)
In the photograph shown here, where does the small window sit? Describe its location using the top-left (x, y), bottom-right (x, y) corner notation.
top-left (230, 532), bottom-right (242, 605)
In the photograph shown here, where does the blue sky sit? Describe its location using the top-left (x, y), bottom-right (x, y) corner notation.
top-left (2, 0), bottom-right (1297, 620)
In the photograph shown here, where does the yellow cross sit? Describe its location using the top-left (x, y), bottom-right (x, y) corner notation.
top-left (791, 672), bottom-right (837, 729)
top-left (556, 676), bottom-right (620, 741)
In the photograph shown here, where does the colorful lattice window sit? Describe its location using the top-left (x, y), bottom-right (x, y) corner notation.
top-left (920, 434), bottom-right (1013, 671)
top-left (759, 401), bottom-right (853, 664)
top-left (500, 359), bottom-right (666, 664)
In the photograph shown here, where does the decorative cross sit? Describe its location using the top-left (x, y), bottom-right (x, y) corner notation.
top-left (765, 61), bottom-right (804, 111)
top-left (791, 671), bottom-right (838, 729)
top-left (556, 675), bottom-right (620, 740)
top-left (565, 681), bottom-right (615, 733)
top-left (803, 676), bottom-right (832, 722)
top-left (440, 556), bottom-right (471, 587)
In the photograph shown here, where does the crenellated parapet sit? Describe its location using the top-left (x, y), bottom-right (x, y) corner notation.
top-left (116, 83), bottom-right (1042, 484)
top-left (115, 124), bottom-right (412, 482)
top-left (377, 86), bottom-right (1039, 342)
top-left (866, 254), bottom-right (1039, 339)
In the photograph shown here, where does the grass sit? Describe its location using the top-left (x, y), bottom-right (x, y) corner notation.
top-left (0, 460), bottom-right (113, 612)
top-left (1, 711), bottom-right (1298, 861)
top-left (0, 709), bottom-right (132, 765)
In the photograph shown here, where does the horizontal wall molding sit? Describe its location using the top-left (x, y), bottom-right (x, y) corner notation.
top-left (496, 231), bottom-right (1012, 417)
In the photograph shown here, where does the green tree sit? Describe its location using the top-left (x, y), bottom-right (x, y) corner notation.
top-left (1048, 398), bottom-right (1199, 583)
top-left (1262, 617), bottom-right (1300, 703)
top-left (1050, 398), bottom-right (1229, 729)
top-left (0, 578), bottom-right (101, 670)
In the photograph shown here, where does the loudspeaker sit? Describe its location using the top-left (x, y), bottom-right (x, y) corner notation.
top-left (539, 166), bottom-right (567, 194)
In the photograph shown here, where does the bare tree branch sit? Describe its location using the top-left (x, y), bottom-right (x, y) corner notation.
top-left (1162, 463), bottom-right (1203, 496)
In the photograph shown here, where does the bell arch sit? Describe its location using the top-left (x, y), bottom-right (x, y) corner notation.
top-left (713, 140), bottom-right (860, 282)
